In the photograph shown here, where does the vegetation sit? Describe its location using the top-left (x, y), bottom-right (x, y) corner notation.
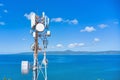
top-left (3, 77), bottom-right (12, 80)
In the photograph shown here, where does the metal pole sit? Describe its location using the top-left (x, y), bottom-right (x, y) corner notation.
top-left (44, 48), bottom-right (47, 80)
top-left (33, 31), bottom-right (38, 80)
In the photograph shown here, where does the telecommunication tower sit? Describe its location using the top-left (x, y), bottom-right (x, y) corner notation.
top-left (21, 12), bottom-right (50, 80)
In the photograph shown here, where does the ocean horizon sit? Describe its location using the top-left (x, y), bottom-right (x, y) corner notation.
top-left (0, 52), bottom-right (120, 80)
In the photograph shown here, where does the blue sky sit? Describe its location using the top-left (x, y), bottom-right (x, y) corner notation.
top-left (0, 0), bottom-right (120, 53)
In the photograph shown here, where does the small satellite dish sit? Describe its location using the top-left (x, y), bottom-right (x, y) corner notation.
top-left (36, 23), bottom-right (45, 32)
top-left (46, 31), bottom-right (51, 36)
top-left (21, 61), bottom-right (29, 74)
top-left (31, 13), bottom-right (36, 28)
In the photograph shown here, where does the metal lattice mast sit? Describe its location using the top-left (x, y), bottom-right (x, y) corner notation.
top-left (33, 31), bottom-right (38, 80)
top-left (21, 12), bottom-right (50, 80)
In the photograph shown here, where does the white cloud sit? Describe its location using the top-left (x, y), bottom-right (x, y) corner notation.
top-left (78, 43), bottom-right (85, 46)
top-left (4, 9), bottom-right (8, 13)
top-left (98, 24), bottom-right (108, 29)
top-left (56, 44), bottom-right (63, 48)
top-left (65, 19), bottom-right (78, 24)
top-left (94, 38), bottom-right (100, 42)
top-left (0, 3), bottom-right (4, 6)
top-left (0, 22), bottom-right (5, 25)
top-left (80, 26), bottom-right (96, 32)
top-left (51, 17), bottom-right (63, 22)
top-left (51, 17), bottom-right (78, 24)
top-left (68, 43), bottom-right (85, 48)
top-left (70, 19), bottom-right (78, 24)
top-left (24, 12), bottom-right (35, 20)
top-left (68, 43), bottom-right (77, 48)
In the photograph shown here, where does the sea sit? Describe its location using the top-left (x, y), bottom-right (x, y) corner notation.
top-left (0, 53), bottom-right (120, 80)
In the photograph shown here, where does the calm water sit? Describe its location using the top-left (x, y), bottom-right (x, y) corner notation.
top-left (0, 53), bottom-right (120, 80)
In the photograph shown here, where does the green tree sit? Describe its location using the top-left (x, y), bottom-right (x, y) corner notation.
top-left (3, 77), bottom-right (7, 80)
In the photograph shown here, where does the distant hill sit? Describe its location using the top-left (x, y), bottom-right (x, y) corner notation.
top-left (16, 50), bottom-right (120, 55)
top-left (47, 50), bottom-right (120, 55)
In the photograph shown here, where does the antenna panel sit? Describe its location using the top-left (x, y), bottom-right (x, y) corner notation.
top-left (32, 32), bottom-right (36, 37)
top-left (31, 13), bottom-right (36, 28)
top-left (42, 12), bottom-right (45, 18)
